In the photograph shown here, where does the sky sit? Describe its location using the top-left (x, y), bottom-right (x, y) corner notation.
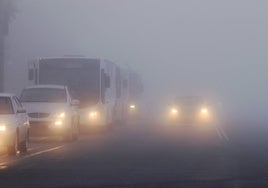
top-left (5, 0), bottom-right (268, 120)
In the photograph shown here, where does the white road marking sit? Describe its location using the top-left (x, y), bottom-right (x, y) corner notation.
top-left (24, 145), bottom-right (64, 159)
top-left (216, 126), bottom-right (229, 142)
top-left (219, 126), bottom-right (229, 142)
top-left (216, 127), bottom-right (223, 140)
top-left (0, 145), bottom-right (65, 168)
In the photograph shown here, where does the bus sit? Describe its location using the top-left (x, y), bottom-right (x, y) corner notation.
top-left (28, 57), bottom-right (124, 129)
top-left (121, 68), bottom-right (144, 121)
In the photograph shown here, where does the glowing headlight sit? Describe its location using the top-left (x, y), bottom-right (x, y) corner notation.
top-left (129, 105), bottom-right (136, 109)
top-left (170, 108), bottom-right (178, 114)
top-left (54, 120), bottom-right (63, 126)
top-left (0, 124), bottom-right (7, 132)
top-left (200, 108), bottom-right (208, 114)
top-left (89, 111), bottom-right (98, 119)
top-left (56, 112), bottom-right (65, 119)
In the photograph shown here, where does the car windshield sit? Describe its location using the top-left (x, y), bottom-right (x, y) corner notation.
top-left (175, 97), bottom-right (204, 107)
top-left (20, 88), bottom-right (67, 103)
top-left (0, 97), bottom-right (14, 114)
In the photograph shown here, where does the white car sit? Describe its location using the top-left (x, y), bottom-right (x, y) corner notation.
top-left (20, 85), bottom-right (80, 141)
top-left (0, 93), bottom-right (29, 155)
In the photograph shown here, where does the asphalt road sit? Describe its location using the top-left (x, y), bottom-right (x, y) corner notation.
top-left (0, 120), bottom-right (268, 188)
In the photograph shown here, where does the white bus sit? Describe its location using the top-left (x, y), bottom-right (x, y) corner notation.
top-left (28, 57), bottom-right (124, 129)
top-left (121, 68), bottom-right (144, 121)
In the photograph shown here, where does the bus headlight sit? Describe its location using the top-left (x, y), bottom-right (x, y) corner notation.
top-left (200, 107), bottom-right (210, 119)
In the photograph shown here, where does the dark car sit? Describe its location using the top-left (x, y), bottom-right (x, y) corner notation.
top-left (167, 96), bottom-right (216, 126)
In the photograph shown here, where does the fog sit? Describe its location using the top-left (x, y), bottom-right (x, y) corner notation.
top-left (5, 0), bottom-right (268, 121)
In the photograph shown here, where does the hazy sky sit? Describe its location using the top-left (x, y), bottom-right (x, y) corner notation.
top-left (5, 0), bottom-right (268, 119)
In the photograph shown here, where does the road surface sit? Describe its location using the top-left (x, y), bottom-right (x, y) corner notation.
top-left (0, 120), bottom-right (268, 187)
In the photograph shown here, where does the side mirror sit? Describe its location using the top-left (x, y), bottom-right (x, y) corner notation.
top-left (17, 108), bottom-right (27, 113)
top-left (105, 75), bottom-right (111, 88)
top-left (71, 99), bottom-right (80, 106)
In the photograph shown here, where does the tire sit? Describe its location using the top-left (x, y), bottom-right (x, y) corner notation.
top-left (19, 130), bottom-right (29, 153)
top-left (7, 133), bottom-right (18, 156)
top-left (73, 118), bottom-right (79, 141)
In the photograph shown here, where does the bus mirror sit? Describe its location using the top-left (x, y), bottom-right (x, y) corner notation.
top-left (105, 75), bottom-right (111, 88)
top-left (28, 69), bottom-right (34, 81)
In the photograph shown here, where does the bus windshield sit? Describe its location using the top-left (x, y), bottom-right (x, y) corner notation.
top-left (20, 88), bottom-right (67, 103)
top-left (39, 58), bottom-right (100, 107)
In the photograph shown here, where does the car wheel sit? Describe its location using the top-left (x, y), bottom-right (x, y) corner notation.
top-left (7, 133), bottom-right (18, 156)
top-left (73, 119), bottom-right (79, 141)
top-left (19, 130), bottom-right (29, 153)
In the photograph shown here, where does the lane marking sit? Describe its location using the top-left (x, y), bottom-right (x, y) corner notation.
top-left (219, 126), bottom-right (229, 142)
top-left (216, 126), bottom-right (229, 142)
top-left (24, 145), bottom-right (64, 159)
top-left (0, 145), bottom-right (64, 168)
top-left (216, 127), bottom-right (223, 140)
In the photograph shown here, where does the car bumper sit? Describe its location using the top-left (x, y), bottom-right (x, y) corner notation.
top-left (169, 116), bottom-right (213, 126)
top-left (29, 121), bottom-right (71, 136)
top-left (0, 132), bottom-right (14, 147)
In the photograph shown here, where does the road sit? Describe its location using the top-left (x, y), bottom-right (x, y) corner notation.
top-left (0, 120), bottom-right (268, 188)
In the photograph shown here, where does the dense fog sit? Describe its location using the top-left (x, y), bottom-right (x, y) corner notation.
top-left (5, 0), bottom-right (268, 121)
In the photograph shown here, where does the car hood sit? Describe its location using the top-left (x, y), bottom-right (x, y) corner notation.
top-left (22, 102), bottom-right (69, 114)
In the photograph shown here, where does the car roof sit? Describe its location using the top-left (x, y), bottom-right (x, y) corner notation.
top-left (24, 85), bottom-right (66, 90)
top-left (0, 93), bottom-right (16, 98)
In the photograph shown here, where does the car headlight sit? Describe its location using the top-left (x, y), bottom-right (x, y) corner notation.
top-left (0, 124), bottom-right (6, 132)
top-left (55, 112), bottom-right (65, 119)
top-left (200, 107), bottom-right (209, 115)
top-left (89, 111), bottom-right (99, 119)
top-left (129, 104), bottom-right (136, 109)
top-left (54, 120), bottom-right (63, 126)
top-left (170, 108), bottom-right (178, 114)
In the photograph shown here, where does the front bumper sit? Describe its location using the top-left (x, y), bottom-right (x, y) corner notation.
top-left (168, 115), bottom-right (213, 126)
top-left (0, 132), bottom-right (14, 147)
top-left (29, 121), bottom-right (71, 136)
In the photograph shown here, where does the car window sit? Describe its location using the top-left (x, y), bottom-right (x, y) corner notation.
top-left (13, 96), bottom-right (23, 108)
top-left (0, 97), bottom-right (14, 114)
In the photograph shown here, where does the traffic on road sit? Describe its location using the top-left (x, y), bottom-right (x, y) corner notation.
top-left (1, 1), bottom-right (268, 188)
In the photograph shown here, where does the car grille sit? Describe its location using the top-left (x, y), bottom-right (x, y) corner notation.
top-left (29, 121), bottom-right (52, 136)
top-left (28, 113), bottom-right (50, 118)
